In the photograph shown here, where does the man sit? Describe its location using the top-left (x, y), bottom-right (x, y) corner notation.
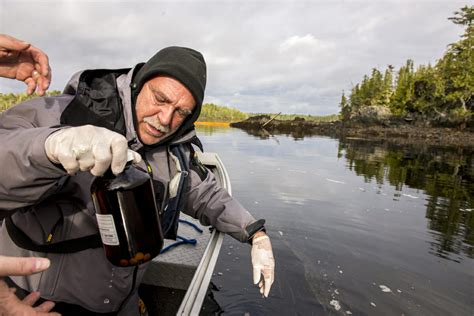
top-left (0, 33), bottom-right (58, 316)
top-left (0, 46), bottom-right (275, 315)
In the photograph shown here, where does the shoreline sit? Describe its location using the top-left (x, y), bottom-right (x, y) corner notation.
top-left (229, 118), bottom-right (474, 148)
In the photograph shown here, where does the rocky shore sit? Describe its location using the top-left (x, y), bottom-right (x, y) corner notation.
top-left (230, 116), bottom-right (474, 148)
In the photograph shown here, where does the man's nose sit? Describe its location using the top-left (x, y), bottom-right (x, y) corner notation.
top-left (158, 105), bottom-right (174, 126)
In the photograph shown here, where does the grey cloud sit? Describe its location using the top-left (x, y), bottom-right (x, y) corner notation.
top-left (0, 0), bottom-right (467, 115)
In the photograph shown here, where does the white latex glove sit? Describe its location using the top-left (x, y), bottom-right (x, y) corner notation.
top-left (251, 234), bottom-right (275, 297)
top-left (44, 125), bottom-right (141, 176)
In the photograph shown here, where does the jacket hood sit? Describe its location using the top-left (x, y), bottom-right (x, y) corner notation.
top-left (62, 67), bottom-right (202, 150)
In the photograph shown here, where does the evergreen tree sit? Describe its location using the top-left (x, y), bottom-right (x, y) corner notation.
top-left (379, 65), bottom-right (394, 107)
top-left (436, 5), bottom-right (473, 123)
top-left (390, 59), bottom-right (415, 115)
top-left (412, 64), bottom-right (445, 119)
top-left (339, 91), bottom-right (351, 121)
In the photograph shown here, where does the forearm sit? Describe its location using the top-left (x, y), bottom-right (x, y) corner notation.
top-left (183, 170), bottom-right (257, 242)
top-left (0, 126), bottom-right (65, 210)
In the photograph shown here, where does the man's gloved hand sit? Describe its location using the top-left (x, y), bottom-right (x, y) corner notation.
top-left (251, 233), bottom-right (275, 297)
top-left (45, 125), bottom-right (141, 176)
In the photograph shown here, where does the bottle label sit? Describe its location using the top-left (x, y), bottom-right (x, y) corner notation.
top-left (96, 214), bottom-right (120, 246)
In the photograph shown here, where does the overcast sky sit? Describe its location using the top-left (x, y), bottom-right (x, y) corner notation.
top-left (0, 0), bottom-right (468, 115)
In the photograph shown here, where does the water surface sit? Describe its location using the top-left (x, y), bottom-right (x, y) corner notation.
top-left (196, 126), bottom-right (473, 316)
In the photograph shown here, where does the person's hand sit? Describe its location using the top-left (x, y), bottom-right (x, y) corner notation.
top-left (0, 34), bottom-right (51, 96)
top-left (0, 256), bottom-right (50, 277)
top-left (44, 125), bottom-right (142, 176)
top-left (0, 256), bottom-right (60, 315)
top-left (251, 232), bottom-right (275, 297)
top-left (0, 279), bottom-right (60, 315)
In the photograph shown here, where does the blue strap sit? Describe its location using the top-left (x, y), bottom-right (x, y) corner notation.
top-left (159, 219), bottom-right (204, 254)
top-left (178, 219), bottom-right (204, 233)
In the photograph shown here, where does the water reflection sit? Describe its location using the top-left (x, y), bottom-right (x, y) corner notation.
top-left (235, 126), bottom-right (323, 141)
top-left (338, 138), bottom-right (474, 261)
top-left (200, 126), bottom-right (473, 315)
top-left (234, 126), bottom-right (474, 260)
top-left (194, 125), bottom-right (233, 136)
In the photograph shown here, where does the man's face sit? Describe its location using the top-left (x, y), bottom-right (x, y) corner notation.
top-left (135, 75), bottom-right (196, 145)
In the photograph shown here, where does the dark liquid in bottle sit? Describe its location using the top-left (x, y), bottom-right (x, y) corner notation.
top-left (91, 164), bottom-right (164, 266)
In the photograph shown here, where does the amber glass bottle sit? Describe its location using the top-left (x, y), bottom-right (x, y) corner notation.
top-left (91, 159), bottom-right (163, 267)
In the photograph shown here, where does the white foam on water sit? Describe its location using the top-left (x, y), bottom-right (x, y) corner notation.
top-left (326, 178), bottom-right (346, 184)
top-left (379, 285), bottom-right (392, 293)
top-left (330, 300), bottom-right (341, 311)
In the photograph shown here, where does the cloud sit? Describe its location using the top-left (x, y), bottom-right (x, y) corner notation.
top-left (279, 34), bottom-right (333, 52)
top-left (0, 0), bottom-right (467, 115)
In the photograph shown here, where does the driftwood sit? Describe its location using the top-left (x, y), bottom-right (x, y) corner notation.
top-left (261, 112), bottom-right (281, 128)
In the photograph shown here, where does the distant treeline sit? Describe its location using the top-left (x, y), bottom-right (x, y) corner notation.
top-left (198, 103), bottom-right (249, 122)
top-left (0, 93), bottom-right (337, 123)
top-left (339, 6), bottom-right (473, 126)
top-left (0, 91), bottom-right (61, 112)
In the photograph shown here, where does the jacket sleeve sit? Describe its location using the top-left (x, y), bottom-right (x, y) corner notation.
top-left (182, 165), bottom-right (257, 243)
top-left (0, 96), bottom-right (71, 212)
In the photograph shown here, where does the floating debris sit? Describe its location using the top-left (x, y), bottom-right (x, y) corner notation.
top-left (330, 300), bottom-right (341, 311)
top-left (402, 194), bottom-right (419, 199)
top-left (217, 272), bottom-right (223, 276)
top-left (334, 289), bottom-right (339, 295)
top-left (370, 302), bottom-right (377, 307)
top-left (397, 289), bottom-right (402, 293)
top-left (278, 231), bottom-right (284, 236)
top-left (384, 208), bottom-right (390, 212)
top-left (359, 187), bottom-right (366, 192)
top-left (326, 178), bottom-right (346, 184)
top-left (339, 270), bottom-right (343, 274)
top-left (346, 311), bottom-right (352, 315)
top-left (379, 285), bottom-right (392, 293)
